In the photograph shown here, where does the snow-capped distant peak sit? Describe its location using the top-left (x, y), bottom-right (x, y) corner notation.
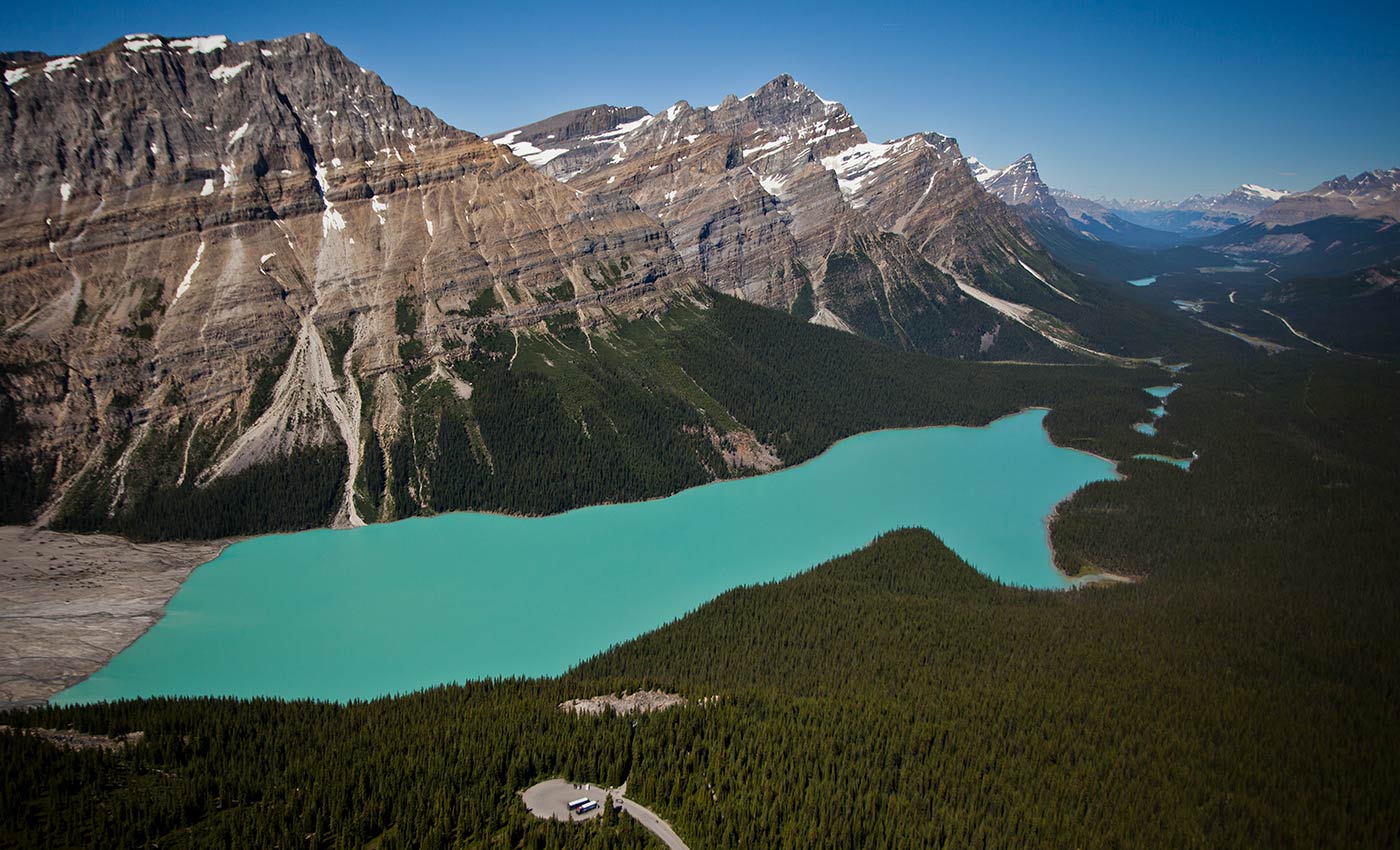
top-left (1239, 184), bottom-right (1288, 201)
top-left (965, 156), bottom-right (995, 184)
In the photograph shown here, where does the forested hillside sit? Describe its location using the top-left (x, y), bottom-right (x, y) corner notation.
top-left (46, 292), bottom-right (1170, 540)
top-left (4, 350), bottom-right (1398, 849)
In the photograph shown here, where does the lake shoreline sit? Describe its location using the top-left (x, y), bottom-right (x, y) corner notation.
top-left (21, 406), bottom-right (1137, 708)
top-left (0, 527), bottom-right (229, 710)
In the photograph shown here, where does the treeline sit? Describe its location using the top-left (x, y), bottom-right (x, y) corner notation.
top-left (378, 326), bottom-right (726, 518)
top-left (50, 410), bottom-right (347, 542)
top-left (665, 294), bottom-right (1149, 463)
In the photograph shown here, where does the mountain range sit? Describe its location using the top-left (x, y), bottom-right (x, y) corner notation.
top-left (2, 32), bottom-right (1398, 542)
top-left (0, 36), bottom-right (1114, 540)
top-left (491, 75), bottom-right (1091, 354)
top-left (969, 152), bottom-right (1292, 241)
top-left (1104, 184), bottom-right (1290, 235)
top-left (0, 33), bottom-right (692, 533)
top-left (968, 151), bottom-right (1399, 275)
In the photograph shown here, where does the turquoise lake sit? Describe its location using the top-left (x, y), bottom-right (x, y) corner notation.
top-left (1134, 453), bottom-right (1194, 470)
top-left (54, 410), bottom-right (1116, 705)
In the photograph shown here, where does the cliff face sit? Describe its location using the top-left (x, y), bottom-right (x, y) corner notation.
top-left (0, 34), bottom-right (692, 528)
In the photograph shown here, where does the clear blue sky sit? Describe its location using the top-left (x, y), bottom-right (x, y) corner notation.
top-left (4, 0), bottom-right (1397, 200)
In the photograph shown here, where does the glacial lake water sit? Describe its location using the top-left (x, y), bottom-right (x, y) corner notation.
top-left (1132, 387), bottom-right (1178, 438)
top-left (54, 410), bottom-right (1117, 705)
top-left (1134, 453), bottom-right (1194, 470)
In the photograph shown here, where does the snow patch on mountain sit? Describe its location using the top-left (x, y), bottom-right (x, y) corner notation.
top-left (210, 61), bottom-right (251, 82)
top-left (169, 35), bottom-right (229, 54)
top-left (1240, 184), bottom-right (1288, 201)
top-left (822, 140), bottom-right (918, 197)
top-left (43, 56), bottom-right (81, 76)
top-left (759, 174), bottom-right (788, 197)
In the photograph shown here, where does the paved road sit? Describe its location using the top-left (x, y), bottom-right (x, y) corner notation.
top-left (521, 778), bottom-right (691, 850)
top-left (617, 796), bottom-right (689, 850)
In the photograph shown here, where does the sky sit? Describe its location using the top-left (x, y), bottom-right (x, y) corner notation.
top-left (3, 0), bottom-right (1397, 200)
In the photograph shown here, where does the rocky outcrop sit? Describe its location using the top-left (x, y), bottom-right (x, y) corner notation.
top-left (558, 690), bottom-right (687, 715)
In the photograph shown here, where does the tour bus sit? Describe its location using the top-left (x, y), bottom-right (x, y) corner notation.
top-left (577, 801), bottom-right (600, 814)
top-left (566, 798), bottom-right (591, 812)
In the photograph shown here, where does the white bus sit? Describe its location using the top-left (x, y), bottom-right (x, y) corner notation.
top-left (577, 800), bottom-right (599, 814)
top-left (566, 798), bottom-right (591, 812)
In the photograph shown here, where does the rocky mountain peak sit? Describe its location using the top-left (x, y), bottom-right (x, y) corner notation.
top-left (1320, 168), bottom-right (1400, 196)
top-left (970, 153), bottom-right (1064, 218)
top-left (1, 31), bottom-right (458, 209)
top-left (737, 74), bottom-right (850, 132)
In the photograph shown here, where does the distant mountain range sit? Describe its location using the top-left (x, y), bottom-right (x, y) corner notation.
top-left (969, 152), bottom-right (1294, 240)
top-left (1104, 184), bottom-right (1289, 235)
top-left (1206, 169), bottom-right (1400, 275)
top-left (968, 151), bottom-right (1400, 276)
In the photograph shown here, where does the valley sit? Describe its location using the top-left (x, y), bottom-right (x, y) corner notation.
top-left (4, 350), bottom-right (1397, 850)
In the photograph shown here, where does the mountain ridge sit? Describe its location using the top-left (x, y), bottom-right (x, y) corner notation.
top-left (493, 75), bottom-right (1098, 359)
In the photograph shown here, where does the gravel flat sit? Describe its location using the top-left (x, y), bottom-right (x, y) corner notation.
top-left (0, 526), bottom-right (224, 708)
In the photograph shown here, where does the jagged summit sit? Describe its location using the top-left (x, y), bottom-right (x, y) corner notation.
top-left (967, 153), bottom-right (1064, 218)
top-left (495, 75), bottom-right (1085, 355)
top-left (741, 74), bottom-right (846, 112)
top-left (1, 30), bottom-right (461, 206)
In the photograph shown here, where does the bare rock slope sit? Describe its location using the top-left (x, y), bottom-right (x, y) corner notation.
top-left (0, 34), bottom-right (692, 531)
